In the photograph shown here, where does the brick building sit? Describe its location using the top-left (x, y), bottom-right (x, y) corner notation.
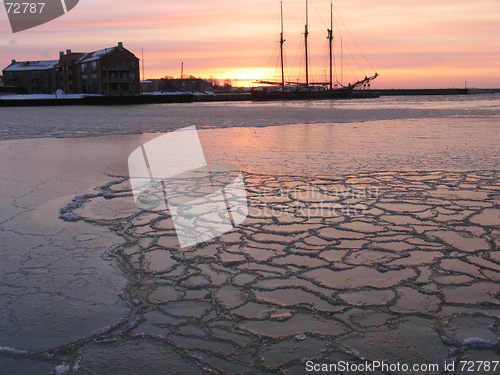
top-left (2, 42), bottom-right (140, 95)
top-left (58, 50), bottom-right (85, 94)
top-left (2, 60), bottom-right (59, 94)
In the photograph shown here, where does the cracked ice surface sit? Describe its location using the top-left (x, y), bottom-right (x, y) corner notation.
top-left (52, 169), bottom-right (500, 373)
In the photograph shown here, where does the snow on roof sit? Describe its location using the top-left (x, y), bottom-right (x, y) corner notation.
top-left (4, 60), bottom-right (59, 72)
top-left (77, 47), bottom-right (116, 64)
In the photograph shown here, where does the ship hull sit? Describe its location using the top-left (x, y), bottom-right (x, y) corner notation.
top-left (251, 85), bottom-right (354, 101)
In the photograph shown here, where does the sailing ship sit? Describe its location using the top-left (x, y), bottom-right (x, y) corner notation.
top-left (251, 1), bottom-right (378, 100)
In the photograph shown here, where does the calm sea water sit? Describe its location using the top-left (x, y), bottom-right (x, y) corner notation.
top-left (1, 93), bottom-right (499, 140)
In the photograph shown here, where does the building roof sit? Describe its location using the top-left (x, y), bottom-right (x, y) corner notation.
top-left (4, 60), bottom-right (59, 72)
top-left (76, 47), bottom-right (117, 64)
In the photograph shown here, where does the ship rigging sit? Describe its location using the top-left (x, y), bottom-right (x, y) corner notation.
top-left (252, 0), bottom-right (378, 100)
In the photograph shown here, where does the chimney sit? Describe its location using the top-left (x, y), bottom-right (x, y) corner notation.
top-left (66, 49), bottom-right (71, 55)
top-left (118, 42), bottom-right (123, 51)
top-left (59, 51), bottom-right (64, 58)
top-left (11, 59), bottom-right (16, 64)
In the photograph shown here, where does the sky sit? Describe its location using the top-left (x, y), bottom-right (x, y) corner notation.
top-left (1, 0), bottom-right (499, 88)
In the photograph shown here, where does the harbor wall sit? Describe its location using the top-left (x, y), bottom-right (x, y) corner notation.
top-left (377, 88), bottom-right (468, 96)
top-left (0, 93), bottom-right (194, 107)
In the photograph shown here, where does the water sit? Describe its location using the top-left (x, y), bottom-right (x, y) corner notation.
top-left (1, 94), bottom-right (499, 140)
top-left (0, 94), bottom-right (499, 374)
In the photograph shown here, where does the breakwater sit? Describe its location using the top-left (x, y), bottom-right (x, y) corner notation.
top-left (1, 88), bottom-right (498, 107)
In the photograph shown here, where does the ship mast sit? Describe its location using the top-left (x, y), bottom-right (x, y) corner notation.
top-left (327, 2), bottom-right (333, 89)
top-left (304, 0), bottom-right (309, 86)
top-left (280, 1), bottom-right (285, 91)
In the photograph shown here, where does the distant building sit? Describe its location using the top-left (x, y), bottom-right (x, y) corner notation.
top-left (160, 78), bottom-right (212, 93)
top-left (141, 80), bottom-right (154, 93)
top-left (141, 79), bottom-right (162, 93)
top-left (2, 42), bottom-right (140, 95)
top-left (2, 59), bottom-right (59, 94)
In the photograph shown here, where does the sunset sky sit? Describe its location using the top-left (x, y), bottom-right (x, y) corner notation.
top-left (1, 0), bottom-right (499, 88)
